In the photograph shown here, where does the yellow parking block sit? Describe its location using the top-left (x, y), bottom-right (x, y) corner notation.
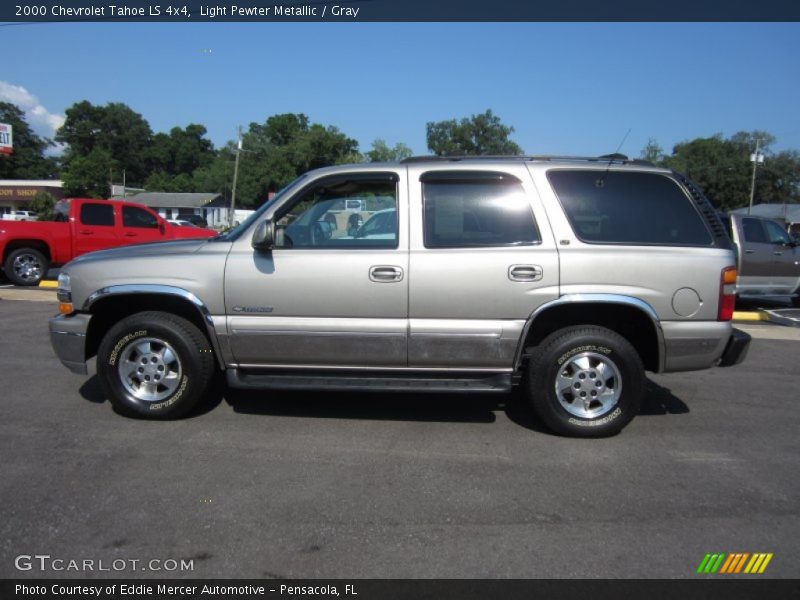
top-left (732, 311), bottom-right (767, 321)
top-left (38, 280), bottom-right (58, 288)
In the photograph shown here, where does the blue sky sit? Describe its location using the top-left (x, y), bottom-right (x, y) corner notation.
top-left (1, 22), bottom-right (799, 157)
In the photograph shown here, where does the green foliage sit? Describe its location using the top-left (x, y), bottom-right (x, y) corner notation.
top-left (426, 109), bottom-right (523, 156)
top-left (653, 130), bottom-right (800, 211)
top-left (61, 147), bottom-right (113, 198)
top-left (0, 102), bottom-right (58, 179)
top-left (205, 113), bottom-right (360, 208)
top-left (57, 101), bottom-right (153, 188)
top-left (365, 139), bottom-right (412, 162)
top-left (639, 138), bottom-right (664, 164)
top-left (145, 124), bottom-right (216, 192)
top-left (29, 191), bottom-right (57, 220)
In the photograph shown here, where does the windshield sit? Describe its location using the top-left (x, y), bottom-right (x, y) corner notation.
top-left (214, 174), bottom-right (309, 242)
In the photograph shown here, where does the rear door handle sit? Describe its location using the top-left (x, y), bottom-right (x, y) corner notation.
top-left (773, 251), bottom-right (783, 255)
top-left (79, 230), bottom-right (93, 235)
top-left (508, 264), bottom-right (543, 282)
top-left (124, 232), bottom-right (137, 237)
top-left (369, 265), bottom-right (404, 283)
top-left (744, 250), bottom-right (755, 254)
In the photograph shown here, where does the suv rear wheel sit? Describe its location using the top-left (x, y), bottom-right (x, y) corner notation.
top-left (97, 311), bottom-right (215, 418)
top-left (527, 325), bottom-right (644, 437)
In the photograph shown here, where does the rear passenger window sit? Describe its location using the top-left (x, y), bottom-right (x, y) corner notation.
top-left (422, 172), bottom-right (539, 248)
top-left (80, 203), bottom-right (114, 227)
top-left (548, 171), bottom-right (712, 246)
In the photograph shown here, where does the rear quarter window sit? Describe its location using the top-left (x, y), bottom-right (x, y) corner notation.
top-left (547, 170), bottom-right (712, 246)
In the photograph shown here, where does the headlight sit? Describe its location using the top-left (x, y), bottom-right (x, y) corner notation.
top-left (57, 272), bottom-right (73, 313)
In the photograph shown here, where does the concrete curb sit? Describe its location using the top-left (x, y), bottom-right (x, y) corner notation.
top-left (732, 311), bottom-right (767, 322)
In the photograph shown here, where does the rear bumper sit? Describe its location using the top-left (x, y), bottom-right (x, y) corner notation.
top-left (718, 328), bottom-right (751, 367)
top-left (49, 313), bottom-right (91, 375)
top-left (661, 321), bottom-right (750, 372)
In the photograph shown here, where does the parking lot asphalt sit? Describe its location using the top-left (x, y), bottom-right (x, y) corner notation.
top-left (0, 298), bottom-right (798, 579)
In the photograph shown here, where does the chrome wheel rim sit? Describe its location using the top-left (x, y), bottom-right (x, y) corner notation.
top-left (555, 351), bottom-right (622, 418)
top-left (117, 337), bottom-right (182, 402)
top-left (12, 253), bottom-right (43, 283)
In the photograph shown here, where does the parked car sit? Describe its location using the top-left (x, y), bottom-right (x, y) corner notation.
top-left (0, 198), bottom-right (216, 286)
top-left (182, 214), bottom-right (208, 228)
top-left (723, 213), bottom-right (800, 305)
top-left (2, 210), bottom-right (38, 221)
top-left (50, 156), bottom-right (750, 437)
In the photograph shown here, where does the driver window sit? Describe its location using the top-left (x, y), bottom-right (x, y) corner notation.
top-left (764, 220), bottom-right (791, 245)
top-left (274, 177), bottom-right (398, 249)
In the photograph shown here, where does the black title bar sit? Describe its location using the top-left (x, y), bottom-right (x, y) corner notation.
top-left (2, 1), bottom-right (800, 22)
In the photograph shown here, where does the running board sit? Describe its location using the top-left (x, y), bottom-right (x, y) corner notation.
top-left (226, 369), bottom-right (513, 393)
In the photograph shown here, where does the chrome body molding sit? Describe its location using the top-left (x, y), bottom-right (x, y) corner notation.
top-left (513, 294), bottom-right (667, 372)
top-left (82, 284), bottom-right (226, 369)
top-left (234, 363), bottom-right (514, 373)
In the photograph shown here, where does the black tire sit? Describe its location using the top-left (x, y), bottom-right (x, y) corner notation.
top-left (96, 311), bottom-right (216, 419)
top-left (4, 248), bottom-right (49, 286)
top-left (527, 325), bottom-right (644, 438)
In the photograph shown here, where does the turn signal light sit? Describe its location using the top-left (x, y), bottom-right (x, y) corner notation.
top-left (59, 302), bottom-right (73, 315)
top-left (718, 266), bottom-right (737, 321)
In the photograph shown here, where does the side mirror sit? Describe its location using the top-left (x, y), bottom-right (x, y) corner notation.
top-left (158, 220), bottom-right (166, 235)
top-left (252, 220), bottom-right (275, 250)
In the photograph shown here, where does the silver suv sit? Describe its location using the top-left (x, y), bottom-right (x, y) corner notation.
top-left (50, 156), bottom-right (750, 437)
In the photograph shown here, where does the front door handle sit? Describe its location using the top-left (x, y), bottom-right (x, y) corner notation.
top-left (773, 251), bottom-right (783, 256)
top-left (124, 232), bottom-right (137, 237)
top-left (508, 264), bottom-right (543, 282)
top-left (369, 265), bottom-right (404, 283)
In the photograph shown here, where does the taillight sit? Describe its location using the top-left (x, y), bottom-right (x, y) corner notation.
top-left (718, 266), bottom-right (737, 321)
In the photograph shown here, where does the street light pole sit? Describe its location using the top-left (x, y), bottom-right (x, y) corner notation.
top-left (748, 138), bottom-right (764, 215)
top-left (229, 125), bottom-right (242, 228)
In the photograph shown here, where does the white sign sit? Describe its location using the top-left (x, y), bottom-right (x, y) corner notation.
top-left (0, 123), bottom-right (12, 155)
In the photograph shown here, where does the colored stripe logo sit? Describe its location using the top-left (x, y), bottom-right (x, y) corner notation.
top-left (697, 553), bottom-right (773, 574)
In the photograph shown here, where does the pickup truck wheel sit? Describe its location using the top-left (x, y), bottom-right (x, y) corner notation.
top-left (4, 248), bottom-right (49, 286)
top-left (527, 325), bottom-right (644, 437)
top-left (96, 311), bottom-right (215, 419)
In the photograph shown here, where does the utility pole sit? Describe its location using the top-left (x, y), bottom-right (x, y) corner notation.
top-left (748, 138), bottom-right (764, 215)
top-left (229, 125), bottom-right (242, 228)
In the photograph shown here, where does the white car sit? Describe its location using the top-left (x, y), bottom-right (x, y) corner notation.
top-left (2, 210), bottom-right (38, 221)
top-left (167, 219), bottom-right (198, 228)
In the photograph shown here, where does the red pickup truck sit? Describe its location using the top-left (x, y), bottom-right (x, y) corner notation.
top-left (0, 198), bottom-right (216, 286)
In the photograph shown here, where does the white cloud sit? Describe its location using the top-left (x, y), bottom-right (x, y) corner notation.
top-left (0, 81), bottom-right (65, 139)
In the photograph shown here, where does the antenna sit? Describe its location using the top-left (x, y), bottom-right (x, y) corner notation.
top-left (597, 128), bottom-right (632, 186)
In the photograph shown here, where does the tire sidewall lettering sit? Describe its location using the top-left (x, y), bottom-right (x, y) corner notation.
top-left (568, 407), bottom-right (622, 427)
top-left (149, 375), bottom-right (189, 411)
top-left (108, 330), bottom-right (148, 366)
top-left (557, 344), bottom-right (611, 366)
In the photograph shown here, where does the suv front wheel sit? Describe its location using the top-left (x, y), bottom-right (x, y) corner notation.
top-left (527, 325), bottom-right (644, 437)
top-left (97, 311), bottom-right (215, 418)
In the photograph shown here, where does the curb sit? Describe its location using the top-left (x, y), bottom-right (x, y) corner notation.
top-left (732, 311), bottom-right (767, 322)
top-left (38, 280), bottom-right (57, 288)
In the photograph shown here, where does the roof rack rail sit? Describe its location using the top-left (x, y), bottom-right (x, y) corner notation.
top-left (400, 155), bottom-right (655, 166)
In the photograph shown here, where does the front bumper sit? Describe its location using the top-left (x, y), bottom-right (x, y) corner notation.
top-left (49, 313), bottom-right (92, 375)
top-left (718, 328), bottom-right (751, 367)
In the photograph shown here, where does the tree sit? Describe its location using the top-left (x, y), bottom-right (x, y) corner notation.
top-left (426, 109), bottom-right (523, 156)
top-left (57, 101), bottom-right (153, 188)
top-left (203, 113), bottom-right (360, 208)
top-left (146, 124), bottom-right (216, 191)
top-left (639, 138), bottom-right (665, 165)
top-left (60, 147), bottom-right (114, 197)
top-left (0, 102), bottom-right (58, 179)
top-left (364, 139), bottom-right (413, 162)
top-left (30, 191), bottom-right (57, 220)
top-left (661, 131), bottom-right (800, 210)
